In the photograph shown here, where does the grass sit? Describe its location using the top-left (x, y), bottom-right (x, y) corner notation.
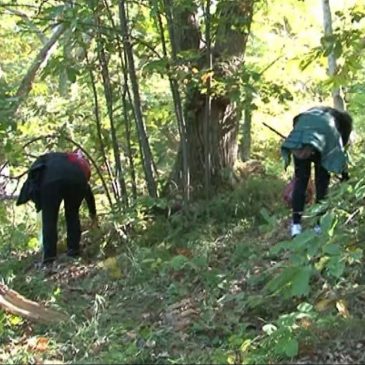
top-left (1, 168), bottom-right (365, 364)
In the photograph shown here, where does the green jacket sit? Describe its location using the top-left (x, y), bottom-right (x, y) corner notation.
top-left (281, 108), bottom-right (347, 174)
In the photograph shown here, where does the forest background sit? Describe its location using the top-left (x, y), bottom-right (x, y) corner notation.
top-left (1, 0), bottom-right (365, 363)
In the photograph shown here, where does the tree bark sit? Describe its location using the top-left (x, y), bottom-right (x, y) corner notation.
top-left (321, 0), bottom-right (345, 111)
top-left (168, 0), bottom-right (254, 196)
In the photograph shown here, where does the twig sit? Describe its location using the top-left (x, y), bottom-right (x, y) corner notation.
top-left (344, 208), bottom-right (361, 225)
top-left (262, 122), bottom-right (287, 140)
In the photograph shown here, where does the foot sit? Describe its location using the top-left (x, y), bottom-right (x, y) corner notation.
top-left (34, 259), bottom-right (55, 271)
top-left (67, 249), bottom-right (81, 258)
top-left (42, 256), bottom-right (56, 265)
top-left (291, 223), bottom-right (302, 238)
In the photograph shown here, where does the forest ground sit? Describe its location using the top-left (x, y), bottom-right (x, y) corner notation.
top-left (1, 164), bottom-right (365, 364)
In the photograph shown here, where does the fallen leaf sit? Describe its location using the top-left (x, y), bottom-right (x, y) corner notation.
top-left (336, 299), bottom-right (350, 318)
top-left (27, 336), bottom-right (49, 352)
top-left (315, 298), bottom-right (335, 312)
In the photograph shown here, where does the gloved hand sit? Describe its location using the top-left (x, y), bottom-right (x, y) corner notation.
top-left (341, 172), bottom-right (349, 182)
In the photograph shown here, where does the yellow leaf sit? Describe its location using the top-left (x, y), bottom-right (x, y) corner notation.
top-left (336, 299), bottom-right (350, 318)
top-left (240, 339), bottom-right (252, 353)
top-left (315, 298), bottom-right (335, 312)
top-left (191, 67), bottom-right (199, 74)
top-left (200, 71), bottom-right (214, 84)
top-left (103, 257), bottom-right (123, 279)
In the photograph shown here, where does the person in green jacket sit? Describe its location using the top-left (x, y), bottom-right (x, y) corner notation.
top-left (281, 106), bottom-right (353, 237)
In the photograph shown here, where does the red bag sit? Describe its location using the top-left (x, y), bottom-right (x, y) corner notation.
top-left (283, 177), bottom-right (315, 208)
top-left (67, 149), bottom-right (91, 180)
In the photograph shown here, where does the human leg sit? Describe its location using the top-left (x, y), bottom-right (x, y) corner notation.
top-left (63, 183), bottom-right (86, 256)
top-left (40, 183), bottom-right (63, 263)
top-left (292, 157), bottom-right (312, 224)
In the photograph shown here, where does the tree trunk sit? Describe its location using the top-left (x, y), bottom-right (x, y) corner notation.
top-left (163, 0), bottom-right (191, 202)
top-left (168, 0), bottom-right (254, 196)
top-left (321, 0), bottom-right (345, 111)
top-left (12, 24), bottom-right (66, 115)
top-left (96, 15), bottom-right (128, 207)
top-left (240, 90), bottom-right (253, 161)
top-left (119, 0), bottom-right (157, 198)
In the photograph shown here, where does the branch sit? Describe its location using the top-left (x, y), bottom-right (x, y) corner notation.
top-left (4, 7), bottom-right (48, 44)
top-left (13, 23), bottom-right (66, 113)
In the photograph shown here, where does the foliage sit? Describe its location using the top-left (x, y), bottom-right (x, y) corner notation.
top-left (1, 0), bottom-right (365, 364)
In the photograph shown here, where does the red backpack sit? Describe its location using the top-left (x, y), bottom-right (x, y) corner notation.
top-left (67, 149), bottom-right (91, 180)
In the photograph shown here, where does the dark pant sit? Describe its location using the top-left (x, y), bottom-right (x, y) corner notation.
top-left (292, 152), bottom-right (330, 224)
top-left (41, 180), bottom-right (87, 262)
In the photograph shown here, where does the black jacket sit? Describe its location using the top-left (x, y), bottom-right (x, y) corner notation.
top-left (16, 152), bottom-right (96, 216)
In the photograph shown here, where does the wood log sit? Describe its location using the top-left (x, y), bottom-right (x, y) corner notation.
top-left (0, 283), bottom-right (67, 324)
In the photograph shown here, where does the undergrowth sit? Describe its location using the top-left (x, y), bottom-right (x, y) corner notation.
top-left (1, 163), bottom-right (365, 364)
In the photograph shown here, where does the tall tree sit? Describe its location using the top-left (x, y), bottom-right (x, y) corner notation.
top-left (166, 0), bottom-right (255, 197)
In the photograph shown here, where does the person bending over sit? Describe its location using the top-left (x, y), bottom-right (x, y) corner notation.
top-left (16, 150), bottom-right (97, 264)
top-left (281, 106), bottom-right (353, 237)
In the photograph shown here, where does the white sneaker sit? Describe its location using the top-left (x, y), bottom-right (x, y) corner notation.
top-left (291, 223), bottom-right (302, 238)
top-left (313, 224), bottom-right (322, 235)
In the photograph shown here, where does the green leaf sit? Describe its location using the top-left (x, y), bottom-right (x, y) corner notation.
top-left (169, 255), bottom-right (189, 271)
top-left (320, 212), bottom-right (337, 236)
top-left (290, 266), bottom-right (312, 297)
top-left (67, 67), bottom-right (78, 83)
top-left (326, 257), bottom-right (345, 278)
top-left (322, 244), bottom-right (341, 255)
top-left (142, 59), bottom-right (168, 76)
top-left (283, 338), bottom-right (299, 357)
top-left (265, 266), bottom-right (298, 294)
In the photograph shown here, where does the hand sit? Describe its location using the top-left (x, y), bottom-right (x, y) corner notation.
top-left (341, 172), bottom-right (349, 182)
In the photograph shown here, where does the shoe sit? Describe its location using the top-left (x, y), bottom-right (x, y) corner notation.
top-left (67, 249), bottom-right (81, 258)
top-left (313, 224), bottom-right (322, 235)
top-left (291, 223), bottom-right (302, 238)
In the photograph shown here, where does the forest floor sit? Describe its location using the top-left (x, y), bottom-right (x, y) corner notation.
top-left (1, 173), bottom-right (365, 364)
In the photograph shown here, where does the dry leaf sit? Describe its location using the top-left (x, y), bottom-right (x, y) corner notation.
top-left (27, 336), bottom-right (49, 352)
top-left (315, 298), bottom-right (335, 312)
top-left (336, 299), bottom-right (350, 318)
top-left (175, 248), bottom-right (193, 258)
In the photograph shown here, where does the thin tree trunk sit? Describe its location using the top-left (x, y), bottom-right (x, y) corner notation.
top-left (203, 0), bottom-right (212, 196)
top-left (96, 19), bottom-right (128, 207)
top-left (321, 0), bottom-right (345, 111)
top-left (241, 90), bottom-right (253, 161)
top-left (13, 24), bottom-right (66, 114)
top-left (119, 0), bottom-right (157, 198)
top-left (102, 0), bottom-right (138, 201)
top-left (85, 51), bottom-right (116, 204)
top-left (59, 27), bottom-right (72, 97)
top-left (150, 0), bottom-right (190, 202)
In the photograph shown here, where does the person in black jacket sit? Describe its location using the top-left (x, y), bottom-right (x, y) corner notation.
top-left (17, 151), bottom-right (97, 264)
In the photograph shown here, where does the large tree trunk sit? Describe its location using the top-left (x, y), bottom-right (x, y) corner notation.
top-left (168, 0), bottom-right (254, 197)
